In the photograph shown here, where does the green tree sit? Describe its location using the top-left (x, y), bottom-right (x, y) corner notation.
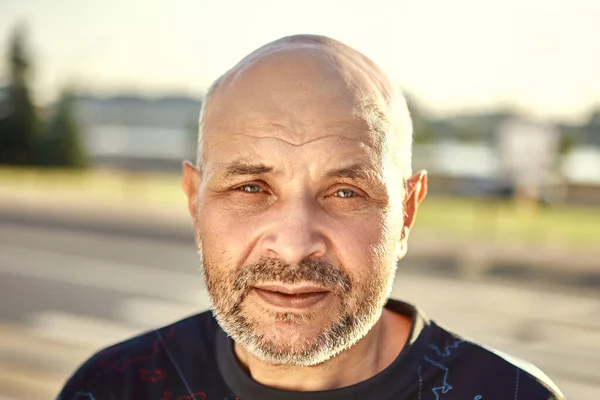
top-left (413, 126), bottom-right (437, 144)
top-left (188, 116), bottom-right (199, 150)
top-left (0, 24), bottom-right (41, 165)
top-left (558, 133), bottom-right (577, 156)
top-left (457, 128), bottom-right (483, 143)
top-left (39, 89), bottom-right (87, 167)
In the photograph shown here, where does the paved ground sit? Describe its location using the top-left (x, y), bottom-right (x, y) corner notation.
top-left (0, 221), bottom-right (599, 399)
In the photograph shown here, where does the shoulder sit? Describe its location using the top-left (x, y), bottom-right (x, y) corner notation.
top-left (57, 310), bottom-right (217, 399)
top-left (427, 320), bottom-right (564, 400)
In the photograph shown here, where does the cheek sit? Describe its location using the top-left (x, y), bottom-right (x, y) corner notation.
top-left (332, 215), bottom-right (398, 278)
top-left (198, 202), bottom-right (258, 265)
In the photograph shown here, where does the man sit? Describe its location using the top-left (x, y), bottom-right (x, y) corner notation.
top-left (58, 35), bottom-right (563, 400)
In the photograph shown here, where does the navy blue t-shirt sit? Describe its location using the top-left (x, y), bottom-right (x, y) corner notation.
top-left (57, 300), bottom-right (564, 400)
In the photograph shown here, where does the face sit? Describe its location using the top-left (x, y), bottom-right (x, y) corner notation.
top-left (183, 47), bottom-right (425, 366)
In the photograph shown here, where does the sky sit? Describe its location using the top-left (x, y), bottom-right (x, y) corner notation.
top-left (0, 0), bottom-right (599, 123)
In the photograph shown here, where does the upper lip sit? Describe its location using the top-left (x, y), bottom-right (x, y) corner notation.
top-left (254, 283), bottom-right (329, 295)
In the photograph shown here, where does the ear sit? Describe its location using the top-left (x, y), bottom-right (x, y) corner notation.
top-left (396, 170), bottom-right (428, 259)
top-left (182, 160), bottom-right (202, 224)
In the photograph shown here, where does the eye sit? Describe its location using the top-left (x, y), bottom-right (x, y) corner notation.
top-left (236, 184), bottom-right (263, 193)
top-left (335, 188), bottom-right (357, 198)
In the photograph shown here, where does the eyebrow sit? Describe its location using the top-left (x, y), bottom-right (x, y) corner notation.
top-left (325, 164), bottom-right (381, 184)
top-left (222, 160), bottom-right (273, 178)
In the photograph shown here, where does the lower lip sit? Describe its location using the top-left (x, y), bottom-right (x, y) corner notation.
top-left (254, 288), bottom-right (329, 309)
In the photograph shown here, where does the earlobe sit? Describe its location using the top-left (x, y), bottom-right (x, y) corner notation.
top-left (395, 226), bottom-right (409, 260)
top-left (399, 170), bottom-right (428, 256)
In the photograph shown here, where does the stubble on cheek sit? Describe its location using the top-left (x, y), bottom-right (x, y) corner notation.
top-left (201, 254), bottom-right (245, 316)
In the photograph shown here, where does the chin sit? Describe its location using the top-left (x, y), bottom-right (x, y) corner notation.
top-left (242, 311), bottom-right (365, 367)
top-left (263, 320), bottom-right (325, 343)
top-left (247, 335), bottom-right (339, 367)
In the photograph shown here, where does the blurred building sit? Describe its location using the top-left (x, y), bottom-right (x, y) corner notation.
top-left (495, 118), bottom-right (561, 201)
top-left (75, 94), bottom-right (201, 172)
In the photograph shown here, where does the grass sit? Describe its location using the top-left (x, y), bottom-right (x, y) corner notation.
top-left (1, 167), bottom-right (599, 249)
top-left (0, 167), bottom-right (183, 206)
top-left (416, 196), bottom-right (599, 249)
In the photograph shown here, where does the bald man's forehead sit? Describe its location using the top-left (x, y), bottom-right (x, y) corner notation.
top-left (199, 37), bottom-right (400, 168)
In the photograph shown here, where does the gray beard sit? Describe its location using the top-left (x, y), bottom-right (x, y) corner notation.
top-left (200, 255), bottom-right (393, 366)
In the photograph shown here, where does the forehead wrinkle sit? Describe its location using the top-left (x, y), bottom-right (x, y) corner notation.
top-left (210, 115), bottom-right (385, 148)
top-left (207, 134), bottom-right (382, 180)
top-left (225, 132), bottom-right (376, 149)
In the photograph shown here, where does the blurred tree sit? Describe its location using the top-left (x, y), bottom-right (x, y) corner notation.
top-left (584, 109), bottom-right (600, 146)
top-left (413, 126), bottom-right (437, 144)
top-left (188, 116), bottom-right (199, 142)
top-left (558, 133), bottom-right (577, 156)
top-left (39, 89), bottom-right (87, 167)
top-left (406, 93), bottom-right (438, 145)
top-left (457, 128), bottom-right (483, 143)
top-left (187, 116), bottom-right (199, 161)
top-left (588, 110), bottom-right (600, 126)
top-left (0, 24), bottom-right (41, 165)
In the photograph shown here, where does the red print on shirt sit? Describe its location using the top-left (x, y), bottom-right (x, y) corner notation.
top-left (98, 326), bottom-right (176, 372)
top-left (177, 393), bottom-right (206, 400)
top-left (139, 368), bottom-right (167, 382)
top-left (160, 391), bottom-right (206, 400)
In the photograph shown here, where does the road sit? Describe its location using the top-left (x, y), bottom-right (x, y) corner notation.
top-left (0, 221), bottom-right (598, 399)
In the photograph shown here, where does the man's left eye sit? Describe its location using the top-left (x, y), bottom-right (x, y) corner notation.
top-left (237, 184), bottom-right (262, 193)
top-left (335, 189), bottom-right (356, 198)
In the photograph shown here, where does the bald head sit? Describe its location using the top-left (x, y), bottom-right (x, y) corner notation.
top-left (210, 35), bottom-right (396, 111)
top-left (197, 34), bottom-right (413, 182)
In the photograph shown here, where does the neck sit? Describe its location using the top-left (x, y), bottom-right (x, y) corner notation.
top-left (233, 308), bottom-right (412, 391)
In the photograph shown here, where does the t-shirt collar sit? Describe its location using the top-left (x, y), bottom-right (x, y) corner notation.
top-left (216, 299), bottom-right (432, 400)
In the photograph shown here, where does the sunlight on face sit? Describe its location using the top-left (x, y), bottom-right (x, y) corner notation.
top-left (195, 39), bottom-right (405, 366)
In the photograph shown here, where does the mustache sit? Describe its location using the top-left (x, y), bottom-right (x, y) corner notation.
top-left (233, 257), bottom-right (351, 295)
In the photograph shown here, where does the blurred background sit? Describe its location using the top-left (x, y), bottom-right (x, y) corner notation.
top-left (0, 0), bottom-right (599, 399)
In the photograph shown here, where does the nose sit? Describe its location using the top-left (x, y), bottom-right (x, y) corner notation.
top-left (261, 195), bottom-right (328, 265)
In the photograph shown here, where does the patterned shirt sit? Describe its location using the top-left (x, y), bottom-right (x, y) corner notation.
top-left (57, 300), bottom-right (564, 400)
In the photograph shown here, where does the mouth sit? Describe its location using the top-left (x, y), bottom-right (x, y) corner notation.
top-left (253, 284), bottom-right (329, 309)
